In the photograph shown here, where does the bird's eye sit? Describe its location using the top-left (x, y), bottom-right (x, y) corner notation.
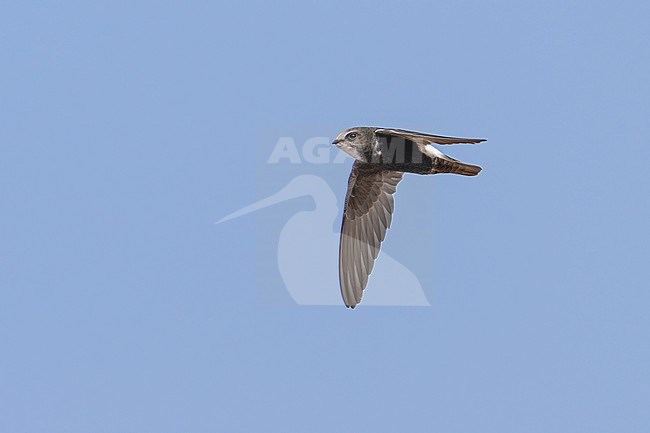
top-left (346, 132), bottom-right (358, 140)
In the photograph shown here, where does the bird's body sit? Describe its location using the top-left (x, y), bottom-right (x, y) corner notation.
top-left (333, 126), bottom-right (486, 308)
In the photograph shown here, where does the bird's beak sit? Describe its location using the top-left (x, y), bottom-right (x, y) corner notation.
top-left (216, 179), bottom-right (307, 224)
top-left (332, 138), bottom-right (342, 145)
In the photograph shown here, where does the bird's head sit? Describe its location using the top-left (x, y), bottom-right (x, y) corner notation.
top-left (332, 127), bottom-right (373, 162)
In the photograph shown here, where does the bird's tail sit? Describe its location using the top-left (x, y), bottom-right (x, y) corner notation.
top-left (432, 155), bottom-right (482, 176)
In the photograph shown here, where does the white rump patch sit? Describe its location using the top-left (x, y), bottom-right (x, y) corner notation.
top-left (423, 144), bottom-right (447, 159)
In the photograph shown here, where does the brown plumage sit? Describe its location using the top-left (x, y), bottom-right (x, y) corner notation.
top-left (332, 127), bottom-right (486, 308)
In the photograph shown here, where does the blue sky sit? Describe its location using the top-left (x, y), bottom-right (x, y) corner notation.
top-left (2, 1), bottom-right (650, 432)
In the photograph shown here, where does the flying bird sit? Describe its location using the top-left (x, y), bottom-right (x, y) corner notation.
top-left (333, 127), bottom-right (486, 308)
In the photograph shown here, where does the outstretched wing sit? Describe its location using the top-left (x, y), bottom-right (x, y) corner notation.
top-left (339, 162), bottom-right (403, 308)
top-left (375, 127), bottom-right (486, 145)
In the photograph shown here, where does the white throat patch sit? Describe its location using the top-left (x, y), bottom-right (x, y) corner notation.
top-left (337, 144), bottom-right (367, 162)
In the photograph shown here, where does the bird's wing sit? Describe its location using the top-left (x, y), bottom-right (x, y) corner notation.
top-left (375, 128), bottom-right (486, 145)
top-left (339, 162), bottom-right (403, 308)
